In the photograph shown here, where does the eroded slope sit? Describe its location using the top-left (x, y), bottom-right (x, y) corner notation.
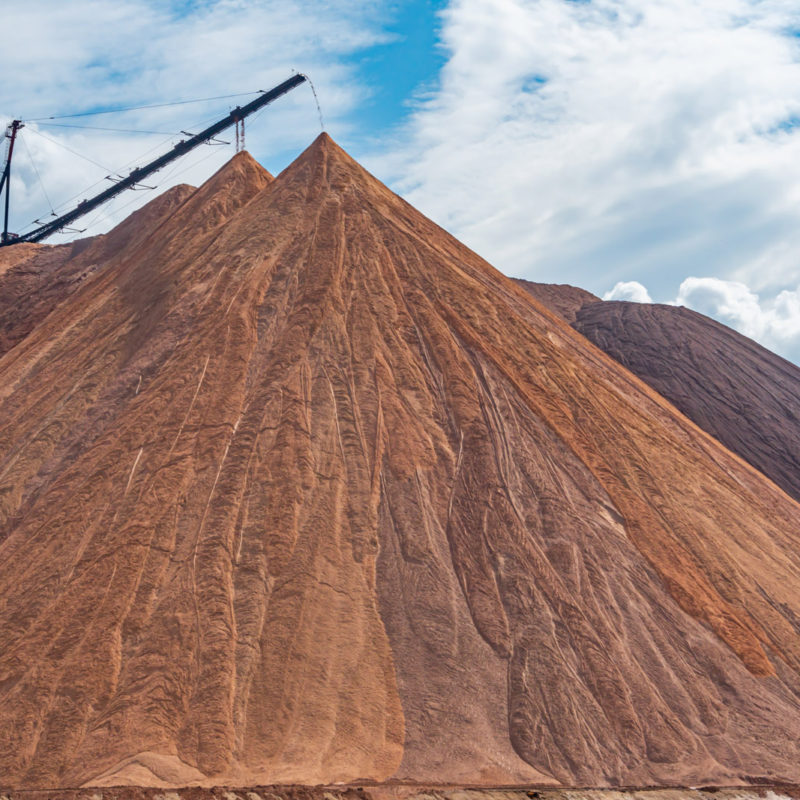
top-left (0, 137), bottom-right (800, 790)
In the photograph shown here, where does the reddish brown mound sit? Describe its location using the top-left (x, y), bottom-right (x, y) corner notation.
top-left (0, 789), bottom-right (797, 800)
top-left (0, 241), bottom-right (79, 354)
top-left (0, 184), bottom-right (198, 357)
top-left (1, 136), bottom-right (800, 790)
top-left (0, 241), bottom-right (46, 275)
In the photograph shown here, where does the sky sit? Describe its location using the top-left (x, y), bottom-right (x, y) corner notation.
top-left (3, 0), bottom-right (800, 363)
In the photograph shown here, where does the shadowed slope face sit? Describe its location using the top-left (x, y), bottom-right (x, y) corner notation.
top-left (569, 301), bottom-right (800, 503)
top-left (2, 136), bottom-right (800, 790)
top-left (0, 152), bottom-right (271, 360)
top-left (0, 184), bottom-right (197, 358)
top-left (514, 279), bottom-right (600, 323)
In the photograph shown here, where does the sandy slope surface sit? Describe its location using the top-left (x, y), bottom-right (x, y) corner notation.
top-left (1, 138), bottom-right (800, 789)
top-left (514, 279), bottom-right (599, 323)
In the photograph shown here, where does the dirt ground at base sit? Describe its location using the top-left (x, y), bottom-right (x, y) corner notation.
top-left (2, 784), bottom-right (800, 800)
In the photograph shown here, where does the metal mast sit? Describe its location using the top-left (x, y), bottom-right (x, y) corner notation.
top-left (0, 119), bottom-right (24, 244)
top-left (0, 73), bottom-right (306, 248)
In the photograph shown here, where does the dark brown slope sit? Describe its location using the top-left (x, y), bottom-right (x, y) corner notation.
top-left (514, 279), bottom-right (600, 323)
top-left (2, 135), bottom-right (800, 790)
top-left (562, 300), bottom-right (800, 503)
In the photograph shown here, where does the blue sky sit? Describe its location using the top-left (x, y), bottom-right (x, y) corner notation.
top-left (3, 0), bottom-right (800, 363)
top-left (345, 1), bottom-right (448, 134)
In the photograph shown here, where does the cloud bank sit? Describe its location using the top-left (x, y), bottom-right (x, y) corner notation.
top-left (603, 276), bottom-right (800, 363)
top-left (372, 0), bottom-right (800, 361)
top-left (604, 281), bottom-right (653, 304)
top-left (1, 0), bottom-right (389, 242)
top-left (4, 0), bottom-right (800, 364)
top-left (675, 277), bottom-right (800, 362)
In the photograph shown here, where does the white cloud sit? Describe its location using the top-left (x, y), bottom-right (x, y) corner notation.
top-left (596, 275), bottom-right (800, 362)
top-left (674, 276), bottom-right (800, 361)
top-left (5, 0), bottom-right (800, 365)
top-left (1, 0), bottom-right (390, 242)
top-left (604, 281), bottom-right (652, 303)
top-left (372, 0), bottom-right (800, 303)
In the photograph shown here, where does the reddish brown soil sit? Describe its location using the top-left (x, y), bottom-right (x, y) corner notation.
top-left (0, 185), bottom-right (196, 358)
top-left (1, 788), bottom-right (799, 800)
top-left (1, 137), bottom-right (800, 790)
top-left (0, 785), bottom-right (369, 800)
top-left (511, 282), bottom-right (800, 502)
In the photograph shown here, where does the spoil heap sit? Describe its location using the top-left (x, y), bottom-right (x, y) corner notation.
top-left (1, 136), bottom-right (800, 790)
